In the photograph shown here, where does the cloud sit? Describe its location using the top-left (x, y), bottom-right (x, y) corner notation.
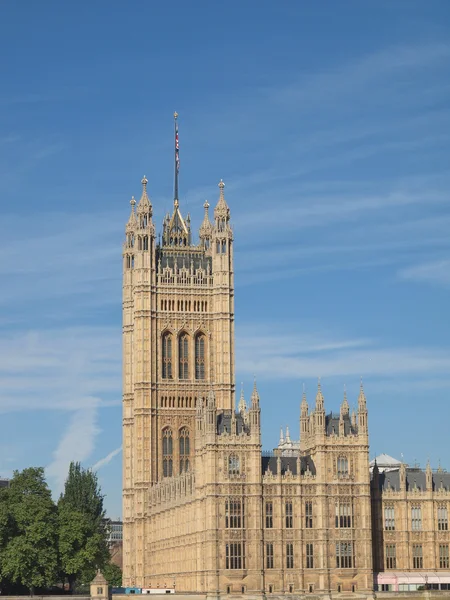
top-left (0, 326), bottom-right (121, 414)
top-left (91, 446), bottom-right (122, 471)
top-left (236, 328), bottom-right (450, 381)
top-left (46, 405), bottom-right (101, 496)
top-left (398, 259), bottom-right (450, 288)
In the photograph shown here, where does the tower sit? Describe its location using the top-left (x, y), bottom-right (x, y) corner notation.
top-left (122, 114), bottom-right (235, 586)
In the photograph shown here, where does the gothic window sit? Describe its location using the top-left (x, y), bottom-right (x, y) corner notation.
top-left (285, 501), bottom-right (293, 528)
top-left (162, 428), bottom-right (173, 478)
top-left (337, 456), bottom-right (349, 477)
top-left (412, 544), bottom-right (423, 569)
top-left (286, 543), bottom-right (294, 569)
top-left (195, 334), bottom-right (206, 380)
top-left (386, 544), bottom-right (396, 569)
top-left (162, 332), bottom-right (173, 379)
top-left (266, 543), bottom-right (274, 569)
top-left (225, 543), bottom-right (245, 569)
top-left (440, 544), bottom-right (449, 569)
top-left (306, 543), bottom-right (314, 569)
top-left (179, 427), bottom-right (190, 473)
top-left (178, 333), bottom-right (189, 379)
top-left (336, 542), bottom-right (353, 568)
top-left (265, 502), bottom-right (273, 528)
top-left (384, 505), bottom-right (395, 530)
top-left (143, 235), bottom-right (148, 251)
top-left (228, 454), bottom-right (240, 476)
top-left (438, 505), bottom-right (448, 530)
top-left (335, 501), bottom-right (352, 528)
top-left (305, 501), bottom-right (313, 528)
top-left (225, 498), bottom-right (244, 528)
top-left (411, 506), bottom-right (422, 531)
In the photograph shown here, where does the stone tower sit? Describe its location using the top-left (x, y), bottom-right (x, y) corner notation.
top-left (122, 114), bottom-right (235, 585)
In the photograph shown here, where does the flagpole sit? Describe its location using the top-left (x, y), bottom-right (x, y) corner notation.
top-left (174, 111), bottom-right (179, 205)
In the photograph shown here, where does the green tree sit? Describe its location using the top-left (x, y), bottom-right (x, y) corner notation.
top-left (103, 562), bottom-right (122, 587)
top-left (0, 468), bottom-right (58, 595)
top-left (58, 462), bottom-right (109, 589)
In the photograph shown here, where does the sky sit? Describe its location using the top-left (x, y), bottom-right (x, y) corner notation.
top-left (0, 1), bottom-right (450, 518)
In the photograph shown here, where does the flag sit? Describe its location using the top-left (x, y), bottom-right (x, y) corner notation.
top-left (175, 123), bottom-right (180, 173)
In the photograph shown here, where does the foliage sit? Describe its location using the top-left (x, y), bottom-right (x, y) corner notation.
top-left (0, 468), bottom-right (59, 594)
top-left (58, 462), bottom-right (110, 588)
top-left (103, 562), bottom-right (122, 587)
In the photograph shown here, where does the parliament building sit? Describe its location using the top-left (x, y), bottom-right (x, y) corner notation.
top-left (122, 118), bottom-right (450, 598)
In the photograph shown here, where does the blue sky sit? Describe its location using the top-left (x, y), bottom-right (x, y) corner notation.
top-left (1, 1), bottom-right (450, 517)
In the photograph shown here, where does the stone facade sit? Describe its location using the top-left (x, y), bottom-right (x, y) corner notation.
top-left (121, 145), bottom-right (449, 595)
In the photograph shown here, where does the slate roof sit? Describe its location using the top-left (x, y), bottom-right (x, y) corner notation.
top-left (157, 249), bottom-right (212, 273)
top-left (375, 468), bottom-right (450, 491)
top-left (261, 455), bottom-right (316, 476)
top-left (217, 411), bottom-right (248, 435)
top-left (325, 412), bottom-right (356, 436)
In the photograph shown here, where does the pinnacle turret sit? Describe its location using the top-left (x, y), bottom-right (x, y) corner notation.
top-left (137, 176), bottom-right (152, 221)
top-left (341, 386), bottom-right (350, 416)
top-left (238, 383), bottom-right (247, 415)
top-left (126, 197), bottom-right (137, 233)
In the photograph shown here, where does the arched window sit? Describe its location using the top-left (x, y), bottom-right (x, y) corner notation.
top-left (179, 333), bottom-right (189, 379)
top-left (179, 427), bottom-right (190, 473)
top-left (337, 456), bottom-right (349, 477)
top-left (162, 428), bottom-right (173, 477)
top-left (162, 333), bottom-right (173, 379)
top-left (195, 334), bottom-right (206, 380)
top-left (229, 455), bottom-right (240, 476)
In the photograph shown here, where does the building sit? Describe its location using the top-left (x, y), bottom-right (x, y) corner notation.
top-left (122, 116), bottom-right (449, 596)
top-left (0, 477), bottom-right (9, 489)
top-left (104, 519), bottom-right (123, 570)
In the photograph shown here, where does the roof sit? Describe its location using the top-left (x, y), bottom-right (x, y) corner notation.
top-left (325, 412), bottom-right (356, 436)
top-left (370, 453), bottom-right (402, 467)
top-left (217, 411), bottom-right (248, 435)
top-left (375, 468), bottom-right (450, 491)
top-left (91, 570), bottom-right (107, 585)
top-left (261, 455), bottom-right (316, 476)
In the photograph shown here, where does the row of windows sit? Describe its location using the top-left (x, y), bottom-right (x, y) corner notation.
top-left (384, 505), bottom-right (448, 531)
top-left (160, 299), bottom-right (208, 312)
top-left (264, 501), bottom-right (353, 529)
top-left (160, 396), bottom-right (195, 408)
top-left (162, 332), bottom-right (206, 380)
top-left (162, 427), bottom-right (190, 477)
top-left (125, 233), bottom-right (151, 250)
top-left (385, 544), bottom-right (449, 569)
top-left (264, 543), bottom-right (352, 570)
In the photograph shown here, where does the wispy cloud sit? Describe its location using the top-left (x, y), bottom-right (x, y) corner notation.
top-left (0, 326), bottom-right (120, 414)
top-left (46, 405), bottom-right (101, 496)
top-left (91, 446), bottom-right (122, 471)
top-left (236, 327), bottom-right (450, 381)
top-left (398, 259), bottom-right (450, 288)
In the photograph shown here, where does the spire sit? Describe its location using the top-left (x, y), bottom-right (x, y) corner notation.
top-left (126, 196), bottom-right (137, 232)
top-left (285, 426), bottom-right (291, 443)
top-left (251, 378), bottom-right (260, 407)
top-left (341, 385), bottom-right (350, 416)
top-left (174, 111), bottom-right (180, 204)
top-left (358, 377), bottom-right (366, 406)
top-left (315, 377), bottom-right (324, 410)
top-left (238, 382), bottom-right (247, 415)
top-left (199, 200), bottom-right (213, 241)
top-left (137, 175), bottom-right (152, 219)
top-left (279, 427), bottom-right (285, 445)
top-left (214, 179), bottom-right (230, 221)
top-left (300, 383), bottom-right (308, 414)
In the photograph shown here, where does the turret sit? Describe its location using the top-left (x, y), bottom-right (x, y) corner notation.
top-left (212, 180), bottom-right (233, 259)
top-left (205, 389), bottom-right (217, 441)
top-left (339, 386), bottom-right (349, 436)
top-left (136, 176), bottom-right (153, 231)
top-left (249, 379), bottom-right (261, 440)
top-left (300, 386), bottom-right (309, 451)
top-left (199, 200), bottom-right (213, 251)
top-left (357, 379), bottom-right (368, 435)
top-left (426, 460), bottom-right (433, 491)
top-left (315, 379), bottom-right (325, 433)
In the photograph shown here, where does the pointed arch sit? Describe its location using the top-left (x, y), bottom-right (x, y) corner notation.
top-left (162, 331), bottom-right (173, 379)
top-left (195, 332), bottom-right (207, 380)
top-left (179, 427), bottom-right (190, 473)
top-left (178, 331), bottom-right (189, 380)
top-left (162, 427), bottom-right (173, 477)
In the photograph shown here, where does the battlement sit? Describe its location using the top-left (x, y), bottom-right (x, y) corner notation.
top-left (147, 470), bottom-right (196, 513)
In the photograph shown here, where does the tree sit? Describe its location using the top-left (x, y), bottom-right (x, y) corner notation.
top-left (0, 468), bottom-right (58, 595)
top-left (58, 462), bottom-right (109, 589)
top-left (103, 562), bottom-right (122, 587)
